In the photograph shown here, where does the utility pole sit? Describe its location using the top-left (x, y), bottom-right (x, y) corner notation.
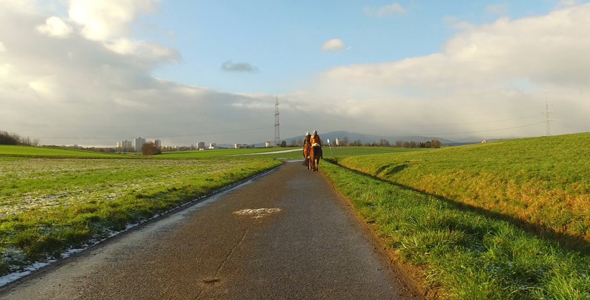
top-left (542, 99), bottom-right (553, 136)
top-left (274, 96), bottom-right (280, 147)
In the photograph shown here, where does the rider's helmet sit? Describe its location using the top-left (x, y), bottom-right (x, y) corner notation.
top-left (306, 132), bottom-right (310, 136)
top-left (313, 130), bottom-right (318, 135)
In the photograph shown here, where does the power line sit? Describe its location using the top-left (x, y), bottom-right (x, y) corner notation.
top-left (407, 123), bottom-right (540, 136)
top-left (35, 126), bottom-right (274, 140)
top-left (541, 100), bottom-right (553, 136)
top-left (401, 114), bottom-right (541, 127)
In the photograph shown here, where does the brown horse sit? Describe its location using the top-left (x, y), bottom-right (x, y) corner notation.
top-left (303, 144), bottom-right (312, 169)
top-left (309, 146), bottom-right (322, 172)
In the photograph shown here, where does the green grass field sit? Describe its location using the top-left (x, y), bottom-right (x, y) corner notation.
top-left (0, 146), bottom-right (121, 158)
top-left (334, 133), bottom-right (590, 248)
top-left (320, 133), bottom-right (590, 298)
top-left (322, 161), bottom-right (590, 299)
top-left (6, 137), bottom-right (589, 299)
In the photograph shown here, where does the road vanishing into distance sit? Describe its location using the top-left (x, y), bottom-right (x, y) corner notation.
top-left (0, 161), bottom-right (421, 300)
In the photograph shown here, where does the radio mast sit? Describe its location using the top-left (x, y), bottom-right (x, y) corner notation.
top-left (274, 96), bottom-right (280, 147)
top-left (542, 99), bottom-right (552, 136)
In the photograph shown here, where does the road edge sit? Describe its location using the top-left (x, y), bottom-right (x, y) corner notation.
top-left (319, 168), bottom-right (433, 300)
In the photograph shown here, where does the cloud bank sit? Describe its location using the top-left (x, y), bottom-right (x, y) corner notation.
top-left (2, 1), bottom-right (590, 146)
top-left (306, 4), bottom-right (590, 140)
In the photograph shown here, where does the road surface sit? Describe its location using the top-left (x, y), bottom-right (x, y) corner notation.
top-left (0, 161), bottom-right (421, 300)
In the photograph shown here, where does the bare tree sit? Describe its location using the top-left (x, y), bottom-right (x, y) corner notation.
top-left (142, 143), bottom-right (161, 156)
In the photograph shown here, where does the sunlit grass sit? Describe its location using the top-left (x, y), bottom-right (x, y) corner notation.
top-left (335, 133), bottom-right (590, 249)
top-left (321, 160), bottom-right (590, 299)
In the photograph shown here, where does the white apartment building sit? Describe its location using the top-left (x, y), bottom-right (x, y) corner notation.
top-left (116, 140), bottom-right (133, 151)
top-left (133, 137), bottom-right (146, 152)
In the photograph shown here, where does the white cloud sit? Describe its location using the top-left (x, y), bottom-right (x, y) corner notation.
top-left (486, 4), bottom-right (509, 15)
top-left (321, 39), bottom-right (346, 52)
top-left (0, 1), bottom-right (280, 146)
top-left (310, 4), bottom-right (590, 139)
top-left (556, 0), bottom-right (582, 8)
top-left (68, 0), bottom-right (158, 41)
top-left (45, 0), bottom-right (178, 60)
top-left (36, 16), bottom-right (73, 38)
top-left (0, 0), bottom-right (42, 14)
top-left (103, 38), bottom-right (178, 61)
top-left (364, 3), bottom-right (406, 17)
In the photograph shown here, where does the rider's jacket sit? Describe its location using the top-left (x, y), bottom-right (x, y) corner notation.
top-left (310, 134), bottom-right (322, 147)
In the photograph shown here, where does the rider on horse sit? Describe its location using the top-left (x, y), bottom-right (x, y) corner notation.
top-left (310, 130), bottom-right (322, 159)
top-left (303, 132), bottom-right (311, 159)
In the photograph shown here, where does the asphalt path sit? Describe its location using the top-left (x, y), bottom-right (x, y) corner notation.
top-left (0, 161), bottom-right (421, 300)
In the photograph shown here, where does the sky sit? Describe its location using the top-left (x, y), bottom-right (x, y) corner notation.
top-left (2, 0), bottom-right (590, 146)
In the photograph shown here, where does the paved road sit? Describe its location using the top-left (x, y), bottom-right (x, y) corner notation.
top-left (0, 161), bottom-right (421, 300)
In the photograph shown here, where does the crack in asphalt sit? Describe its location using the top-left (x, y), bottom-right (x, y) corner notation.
top-left (194, 218), bottom-right (259, 300)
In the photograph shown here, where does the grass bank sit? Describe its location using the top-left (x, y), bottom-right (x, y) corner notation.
top-left (321, 161), bottom-right (590, 299)
top-left (0, 156), bottom-right (281, 276)
top-left (335, 133), bottom-right (590, 250)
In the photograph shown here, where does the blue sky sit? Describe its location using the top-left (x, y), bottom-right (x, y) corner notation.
top-left (1, 0), bottom-right (590, 146)
top-left (146, 1), bottom-right (559, 94)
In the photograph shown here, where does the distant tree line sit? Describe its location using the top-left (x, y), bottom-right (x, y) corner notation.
top-left (282, 136), bottom-right (443, 149)
top-left (395, 140), bottom-right (442, 148)
top-left (0, 131), bottom-right (39, 146)
top-left (332, 136), bottom-right (442, 148)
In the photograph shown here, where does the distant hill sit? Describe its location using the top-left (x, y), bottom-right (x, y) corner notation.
top-left (264, 131), bottom-right (455, 146)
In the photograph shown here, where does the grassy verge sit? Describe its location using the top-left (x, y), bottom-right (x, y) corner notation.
top-left (0, 156), bottom-right (281, 276)
top-left (321, 160), bottom-right (590, 299)
top-left (335, 133), bottom-right (590, 250)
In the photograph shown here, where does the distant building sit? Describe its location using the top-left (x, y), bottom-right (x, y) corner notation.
top-left (335, 138), bottom-right (340, 147)
top-left (116, 140), bottom-right (133, 152)
top-left (209, 143), bottom-right (216, 150)
top-left (133, 137), bottom-right (146, 152)
top-left (197, 142), bottom-right (205, 150)
top-left (154, 139), bottom-right (161, 149)
top-left (265, 141), bottom-right (271, 148)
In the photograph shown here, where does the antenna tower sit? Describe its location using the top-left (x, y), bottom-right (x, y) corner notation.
top-left (274, 96), bottom-right (280, 146)
top-left (542, 99), bottom-right (553, 136)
